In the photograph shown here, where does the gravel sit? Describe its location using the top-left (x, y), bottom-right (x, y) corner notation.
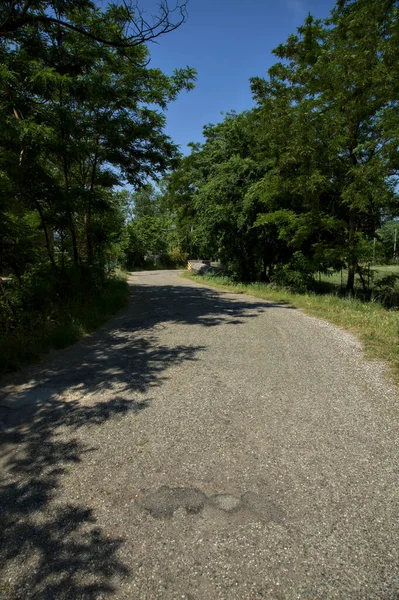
top-left (0, 269), bottom-right (398, 599)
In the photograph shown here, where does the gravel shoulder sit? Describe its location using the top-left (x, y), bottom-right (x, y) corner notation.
top-left (0, 270), bottom-right (398, 599)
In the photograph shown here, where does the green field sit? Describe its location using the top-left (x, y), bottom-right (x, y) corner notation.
top-left (318, 265), bottom-right (399, 289)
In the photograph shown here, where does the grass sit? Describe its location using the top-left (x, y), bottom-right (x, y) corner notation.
top-left (0, 272), bottom-right (129, 376)
top-left (182, 271), bottom-right (399, 384)
top-left (318, 264), bottom-right (399, 290)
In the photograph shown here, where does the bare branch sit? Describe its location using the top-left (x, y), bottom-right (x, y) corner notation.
top-left (0, 1), bottom-right (188, 48)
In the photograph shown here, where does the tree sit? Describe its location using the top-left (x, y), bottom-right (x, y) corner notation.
top-left (377, 221), bottom-right (399, 263)
top-left (0, 2), bottom-right (196, 274)
top-left (250, 0), bottom-right (399, 292)
top-left (130, 184), bottom-right (163, 220)
top-left (0, 0), bottom-right (188, 48)
top-left (125, 215), bottom-right (170, 267)
top-left (166, 0), bottom-right (398, 292)
top-left (166, 111), bottom-right (269, 277)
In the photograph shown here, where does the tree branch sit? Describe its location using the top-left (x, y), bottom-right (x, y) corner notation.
top-left (0, 1), bottom-right (188, 48)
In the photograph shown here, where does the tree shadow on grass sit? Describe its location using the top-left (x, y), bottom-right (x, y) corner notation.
top-left (0, 275), bottom-right (293, 599)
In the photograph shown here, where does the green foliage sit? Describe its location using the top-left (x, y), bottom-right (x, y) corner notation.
top-left (166, 111), bottom-right (268, 278)
top-left (123, 180), bottom-right (188, 270)
top-left (125, 215), bottom-right (171, 267)
top-left (167, 247), bottom-right (189, 267)
top-left (0, 267), bottom-right (129, 375)
top-left (0, 0), bottom-right (195, 276)
top-left (0, 211), bottom-right (41, 278)
top-left (372, 273), bottom-right (399, 307)
top-left (0, 0), bottom-right (195, 374)
top-left (270, 252), bottom-right (316, 293)
top-left (165, 0), bottom-right (398, 296)
top-left (376, 221), bottom-right (399, 263)
top-left (129, 184), bottom-right (163, 220)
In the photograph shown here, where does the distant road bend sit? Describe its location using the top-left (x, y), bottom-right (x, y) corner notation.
top-left (0, 270), bottom-right (398, 599)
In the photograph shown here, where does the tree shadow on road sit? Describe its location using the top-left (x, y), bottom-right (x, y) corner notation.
top-left (125, 279), bottom-right (294, 330)
top-left (0, 277), bottom-right (293, 599)
top-left (0, 338), bottom-right (199, 599)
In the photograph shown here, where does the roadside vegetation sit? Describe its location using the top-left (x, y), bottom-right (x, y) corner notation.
top-left (164, 0), bottom-right (398, 296)
top-left (1, 0), bottom-right (398, 376)
top-left (184, 270), bottom-right (399, 383)
top-left (0, 269), bottom-right (129, 375)
top-left (124, 184), bottom-right (189, 270)
top-left (0, 1), bottom-right (194, 374)
top-left (168, 0), bottom-right (399, 379)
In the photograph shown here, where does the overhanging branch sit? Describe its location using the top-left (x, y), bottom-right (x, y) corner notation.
top-left (0, 0), bottom-right (188, 47)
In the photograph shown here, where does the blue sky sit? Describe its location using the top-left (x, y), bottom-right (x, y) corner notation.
top-left (146, 0), bottom-right (335, 154)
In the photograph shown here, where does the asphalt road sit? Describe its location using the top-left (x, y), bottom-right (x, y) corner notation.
top-left (0, 270), bottom-right (398, 599)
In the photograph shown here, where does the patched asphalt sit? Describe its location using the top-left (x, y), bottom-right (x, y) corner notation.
top-left (0, 270), bottom-right (398, 599)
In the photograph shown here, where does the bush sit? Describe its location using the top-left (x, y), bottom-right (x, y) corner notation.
top-left (166, 248), bottom-right (188, 268)
top-left (372, 274), bottom-right (399, 308)
top-left (270, 253), bottom-right (315, 293)
top-left (167, 247), bottom-right (189, 267)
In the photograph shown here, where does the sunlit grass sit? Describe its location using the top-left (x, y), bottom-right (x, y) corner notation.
top-left (319, 264), bottom-right (399, 289)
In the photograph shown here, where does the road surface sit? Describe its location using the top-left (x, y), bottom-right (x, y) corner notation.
top-left (0, 270), bottom-right (398, 599)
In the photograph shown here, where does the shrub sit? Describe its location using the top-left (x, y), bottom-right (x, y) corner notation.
top-left (270, 253), bottom-right (315, 293)
top-left (167, 247), bottom-right (189, 267)
top-left (372, 274), bottom-right (399, 308)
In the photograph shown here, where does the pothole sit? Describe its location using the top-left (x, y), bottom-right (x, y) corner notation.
top-left (136, 486), bottom-right (285, 523)
top-left (137, 486), bottom-right (207, 519)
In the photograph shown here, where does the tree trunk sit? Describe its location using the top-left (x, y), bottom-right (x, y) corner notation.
top-left (346, 211), bottom-right (357, 296)
top-left (346, 262), bottom-right (355, 295)
top-left (87, 143), bottom-right (99, 266)
top-left (261, 258), bottom-right (267, 282)
top-left (70, 219), bottom-right (79, 265)
top-left (86, 203), bottom-right (93, 265)
top-left (268, 263), bottom-right (274, 279)
top-left (34, 201), bottom-right (57, 270)
top-left (357, 265), bottom-right (367, 293)
top-left (60, 230), bottom-right (65, 270)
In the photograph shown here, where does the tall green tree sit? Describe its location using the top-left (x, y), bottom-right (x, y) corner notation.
top-left (167, 111), bottom-right (270, 277)
top-left (0, 2), bottom-right (195, 275)
top-left (251, 0), bottom-right (399, 291)
top-left (166, 0), bottom-right (398, 292)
